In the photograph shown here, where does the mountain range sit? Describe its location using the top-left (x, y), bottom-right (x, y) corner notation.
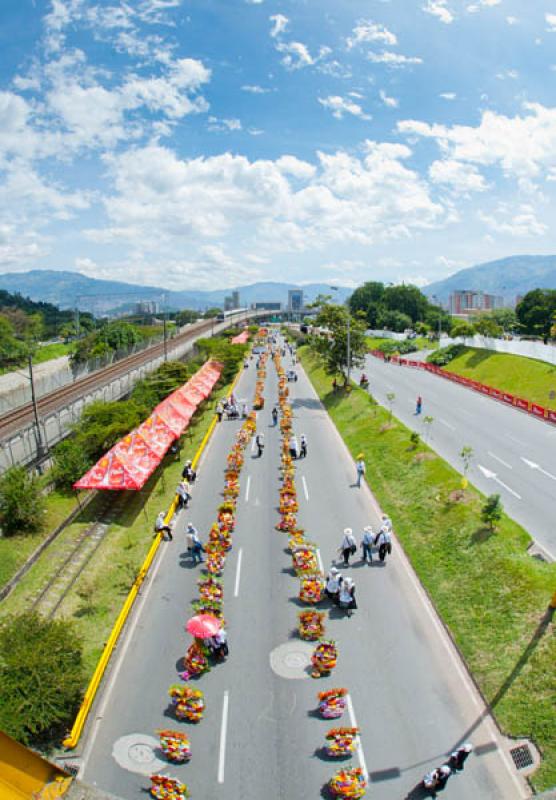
top-left (0, 271), bottom-right (351, 313)
top-left (1, 255), bottom-right (555, 314)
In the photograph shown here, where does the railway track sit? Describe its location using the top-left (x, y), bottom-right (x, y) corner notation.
top-left (0, 318), bottom-right (215, 440)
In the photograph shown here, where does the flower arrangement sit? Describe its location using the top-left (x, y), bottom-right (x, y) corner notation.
top-left (298, 610), bottom-right (325, 640)
top-left (168, 684), bottom-right (205, 722)
top-left (328, 768), bottom-right (367, 798)
top-left (317, 688), bottom-right (348, 719)
top-left (157, 729), bottom-right (191, 762)
top-left (292, 546), bottom-right (318, 575)
top-left (324, 727), bottom-right (359, 758)
top-left (217, 508), bottom-right (235, 529)
top-left (288, 532), bottom-right (307, 551)
top-left (191, 598), bottom-right (224, 619)
top-left (276, 512), bottom-right (297, 532)
top-left (182, 641), bottom-right (209, 678)
top-left (223, 479), bottom-right (240, 499)
top-left (299, 575), bottom-right (324, 604)
top-left (208, 523), bottom-right (232, 551)
top-left (197, 575), bottom-right (223, 604)
top-left (311, 640), bottom-right (337, 678)
top-left (149, 775), bottom-right (190, 800)
top-left (206, 550), bottom-right (226, 576)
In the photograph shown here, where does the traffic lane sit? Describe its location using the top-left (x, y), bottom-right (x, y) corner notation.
top-left (288, 361), bottom-right (525, 799)
top-left (361, 356), bottom-right (556, 557)
top-left (80, 365), bottom-right (258, 797)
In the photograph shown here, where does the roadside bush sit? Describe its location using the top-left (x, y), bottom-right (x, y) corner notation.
top-left (195, 338), bottom-right (247, 382)
top-left (0, 466), bottom-right (45, 536)
top-left (481, 494), bottom-right (503, 531)
top-left (0, 612), bottom-right (84, 746)
top-left (375, 339), bottom-right (417, 356)
top-left (426, 343), bottom-right (466, 366)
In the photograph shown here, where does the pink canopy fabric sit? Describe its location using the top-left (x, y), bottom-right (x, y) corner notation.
top-left (74, 360), bottom-right (222, 490)
top-left (231, 330), bottom-right (249, 344)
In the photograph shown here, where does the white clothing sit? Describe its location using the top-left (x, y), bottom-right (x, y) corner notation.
top-left (375, 529), bottom-right (391, 546)
top-left (326, 573), bottom-right (342, 593)
top-left (341, 533), bottom-right (356, 550)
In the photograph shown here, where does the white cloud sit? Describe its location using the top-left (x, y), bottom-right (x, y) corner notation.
top-left (439, 92), bottom-right (456, 100)
top-left (495, 69), bottom-right (518, 80)
top-left (367, 51), bottom-right (423, 67)
top-left (398, 103), bottom-right (556, 178)
top-left (429, 159), bottom-right (487, 192)
top-left (546, 13), bottom-right (556, 32)
top-left (478, 206), bottom-right (547, 236)
top-left (276, 41), bottom-right (331, 71)
top-left (506, 16), bottom-right (519, 25)
top-left (319, 95), bottom-right (371, 120)
top-left (379, 89), bottom-right (399, 108)
top-left (241, 85), bottom-right (271, 94)
top-left (276, 156), bottom-right (316, 180)
top-left (423, 1), bottom-right (454, 24)
top-left (269, 14), bottom-right (288, 38)
top-left (207, 117), bottom-right (242, 132)
top-left (346, 20), bottom-right (397, 49)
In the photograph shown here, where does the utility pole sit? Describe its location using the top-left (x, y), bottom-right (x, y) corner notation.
top-left (162, 293), bottom-right (168, 362)
top-left (28, 351), bottom-right (46, 465)
top-left (347, 312), bottom-right (351, 385)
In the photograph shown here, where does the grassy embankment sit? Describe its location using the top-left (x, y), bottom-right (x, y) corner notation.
top-left (366, 335), bottom-right (430, 351)
top-left (441, 347), bottom-right (556, 410)
top-left (0, 382), bottom-right (232, 677)
top-left (299, 346), bottom-right (556, 793)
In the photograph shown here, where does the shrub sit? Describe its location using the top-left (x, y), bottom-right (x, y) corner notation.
top-left (426, 343), bottom-right (466, 366)
top-left (0, 466), bottom-right (45, 536)
top-left (375, 339), bottom-right (418, 356)
top-left (481, 494), bottom-right (503, 531)
top-left (0, 612), bottom-right (84, 746)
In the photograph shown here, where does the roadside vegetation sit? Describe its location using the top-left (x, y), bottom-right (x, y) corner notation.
top-left (300, 346), bottom-right (556, 792)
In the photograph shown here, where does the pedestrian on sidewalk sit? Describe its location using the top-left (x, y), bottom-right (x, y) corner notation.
top-left (338, 576), bottom-right (357, 616)
top-left (360, 526), bottom-right (374, 564)
top-left (449, 743), bottom-right (473, 771)
top-left (380, 513), bottom-right (392, 533)
top-left (355, 454), bottom-right (366, 488)
top-left (325, 566), bottom-right (343, 603)
top-left (289, 434), bottom-right (299, 460)
top-left (374, 526), bottom-right (392, 563)
top-left (300, 434), bottom-right (308, 458)
top-left (186, 522), bottom-right (204, 564)
top-left (155, 510), bottom-right (173, 541)
top-left (338, 528), bottom-right (357, 567)
top-left (216, 401), bottom-right (224, 422)
top-left (272, 406), bottom-right (278, 426)
top-left (415, 395), bottom-right (423, 415)
top-left (256, 432), bottom-right (265, 457)
top-left (176, 479), bottom-right (191, 510)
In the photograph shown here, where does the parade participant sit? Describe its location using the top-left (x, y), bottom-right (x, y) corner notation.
top-left (415, 395), bottom-right (423, 415)
top-left (216, 401), bottom-right (224, 422)
top-left (155, 511), bottom-right (173, 541)
top-left (338, 577), bottom-right (356, 616)
top-left (300, 434), bottom-right (308, 458)
top-left (209, 628), bottom-right (228, 661)
top-left (360, 526), bottom-right (374, 564)
top-left (450, 743), bottom-right (473, 770)
top-left (186, 523), bottom-right (204, 564)
top-left (272, 406), bottom-right (279, 426)
top-left (374, 526), bottom-right (392, 562)
top-left (325, 567), bottom-right (343, 603)
top-left (182, 460), bottom-right (197, 483)
top-left (338, 528), bottom-right (357, 567)
top-left (176, 480), bottom-right (191, 510)
top-left (289, 434), bottom-right (299, 459)
top-left (355, 455), bottom-right (366, 488)
top-left (256, 433), bottom-right (265, 457)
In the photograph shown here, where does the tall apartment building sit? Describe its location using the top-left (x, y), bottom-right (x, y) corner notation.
top-left (287, 289), bottom-right (304, 316)
top-left (449, 290), bottom-right (504, 316)
top-left (224, 290), bottom-right (240, 311)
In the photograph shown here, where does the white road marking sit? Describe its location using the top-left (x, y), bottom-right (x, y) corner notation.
top-left (439, 418), bottom-right (456, 431)
top-left (250, 437), bottom-right (256, 454)
top-left (245, 475), bottom-right (251, 503)
top-left (217, 690), bottom-right (229, 783)
top-left (302, 475), bottom-right (309, 501)
top-left (346, 693), bottom-right (368, 778)
top-left (316, 548), bottom-right (324, 574)
top-left (505, 433), bottom-right (526, 447)
top-left (521, 457), bottom-right (556, 482)
top-left (488, 452), bottom-right (512, 470)
top-left (234, 549), bottom-right (243, 598)
top-left (478, 465), bottom-right (522, 500)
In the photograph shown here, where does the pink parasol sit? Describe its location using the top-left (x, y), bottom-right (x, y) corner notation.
top-left (185, 613), bottom-right (222, 639)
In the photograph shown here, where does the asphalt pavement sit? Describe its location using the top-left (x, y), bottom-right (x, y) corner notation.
top-left (79, 341), bottom-right (527, 799)
top-left (356, 354), bottom-right (556, 560)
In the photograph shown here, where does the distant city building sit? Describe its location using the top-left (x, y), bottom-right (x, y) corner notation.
top-left (288, 289), bottom-right (304, 316)
top-left (134, 300), bottom-right (159, 315)
top-left (515, 295), bottom-right (524, 307)
top-left (253, 301), bottom-right (282, 310)
top-left (449, 290), bottom-right (504, 316)
top-left (224, 290), bottom-right (240, 311)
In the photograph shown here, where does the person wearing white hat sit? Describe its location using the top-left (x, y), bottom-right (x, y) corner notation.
top-left (338, 576), bottom-right (357, 616)
top-left (338, 528), bottom-right (357, 567)
top-left (361, 526), bottom-right (374, 564)
top-left (325, 566), bottom-right (343, 603)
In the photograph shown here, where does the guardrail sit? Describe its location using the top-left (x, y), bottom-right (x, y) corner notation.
top-left (369, 350), bottom-right (556, 425)
top-left (62, 363), bottom-right (245, 749)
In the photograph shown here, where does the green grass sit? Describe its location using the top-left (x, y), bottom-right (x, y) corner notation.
top-left (442, 347), bottom-right (556, 410)
top-left (300, 347), bottom-right (556, 793)
top-left (34, 342), bottom-right (72, 364)
top-left (366, 335), bottom-right (430, 351)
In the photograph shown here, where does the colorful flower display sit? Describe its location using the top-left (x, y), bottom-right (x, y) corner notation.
top-left (317, 688), bottom-right (348, 719)
top-left (299, 575), bottom-right (324, 604)
top-left (197, 576), bottom-right (223, 605)
top-left (311, 640), bottom-right (338, 678)
top-left (324, 727), bottom-right (359, 758)
top-left (168, 684), bottom-right (205, 723)
top-left (298, 610), bottom-right (325, 641)
top-left (150, 775), bottom-right (190, 800)
top-left (328, 768), bottom-right (367, 798)
top-left (182, 641), bottom-right (209, 678)
top-left (292, 546), bottom-right (318, 575)
top-left (157, 729), bottom-right (192, 762)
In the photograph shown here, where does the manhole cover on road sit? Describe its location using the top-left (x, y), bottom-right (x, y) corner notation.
top-left (510, 745), bottom-right (534, 770)
top-left (270, 642), bottom-right (313, 679)
top-left (113, 734), bottom-right (167, 775)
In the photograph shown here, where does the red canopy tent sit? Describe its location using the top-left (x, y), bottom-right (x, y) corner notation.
top-left (73, 360), bottom-right (222, 491)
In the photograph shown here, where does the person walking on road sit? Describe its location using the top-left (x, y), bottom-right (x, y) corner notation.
top-left (216, 401), bottom-right (224, 422)
top-left (325, 567), bottom-right (343, 603)
top-left (176, 479), bottom-right (191, 510)
top-left (289, 434), bottom-right (299, 460)
top-left (186, 522), bottom-right (204, 564)
top-left (338, 528), bottom-right (357, 566)
top-left (338, 576), bottom-right (357, 616)
top-left (361, 526), bottom-right (374, 564)
top-left (381, 513), bottom-right (392, 533)
top-left (449, 743), bottom-right (473, 771)
top-left (272, 406), bottom-right (278, 426)
top-left (256, 433), bottom-right (265, 457)
top-left (300, 434), bottom-right (308, 458)
top-left (355, 454), bottom-right (366, 488)
top-left (374, 526), bottom-right (392, 563)
top-left (415, 395), bottom-right (423, 415)
top-left (182, 460), bottom-right (197, 483)
top-left (155, 511), bottom-right (173, 541)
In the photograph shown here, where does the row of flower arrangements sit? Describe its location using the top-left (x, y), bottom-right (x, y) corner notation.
top-left (273, 346), bottom-right (367, 800)
top-left (149, 333), bottom-right (269, 800)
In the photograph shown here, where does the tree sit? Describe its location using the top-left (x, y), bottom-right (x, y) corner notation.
top-left (472, 316), bottom-right (503, 337)
top-left (175, 309), bottom-right (199, 326)
top-left (0, 612), bottom-right (84, 746)
top-left (377, 308), bottom-right (412, 332)
top-left (311, 304), bottom-right (367, 383)
top-left (459, 445), bottom-right (473, 489)
top-left (450, 320), bottom-right (476, 338)
top-left (489, 308), bottom-right (518, 333)
top-left (481, 493), bottom-right (503, 531)
top-left (203, 308), bottom-right (221, 319)
top-left (51, 438), bottom-right (95, 491)
top-left (98, 320), bottom-right (141, 351)
top-left (348, 281), bottom-right (385, 327)
top-left (382, 284), bottom-right (429, 324)
top-left (516, 289), bottom-right (556, 338)
top-left (0, 466), bottom-right (45, 537)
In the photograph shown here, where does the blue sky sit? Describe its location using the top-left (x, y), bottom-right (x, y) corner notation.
top-left (1, 0), bottom-right (556, 292)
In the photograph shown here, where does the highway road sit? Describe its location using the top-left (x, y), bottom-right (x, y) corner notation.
top-left (79, 342), bottom-right (526, 799)
top-left (355, 355), bottom-right (556, 560)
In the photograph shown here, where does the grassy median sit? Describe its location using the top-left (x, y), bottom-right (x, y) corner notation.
top-left (442, 347), bottom-right (556, 410)
top-left (300, 347), bottom-right (556, 793)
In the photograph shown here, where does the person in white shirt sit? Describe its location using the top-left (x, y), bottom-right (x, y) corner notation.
top-left (381, 513), bottom-right (392, 532)
top-left (186, 522), bottom-right (204, 564)
top-left (338, 528), bottom-right (357, 566)
top-left (338, 577), bottom-right (357, 616)
top-left (289, 434), bottom-right (298, 460)
top-left (361, 526), bottom-right (374, 564)
top-left (155, 511), bottom-right (173, 541)
top-left (176, 480), bottom-right (191, 509)
top-left (300, 434), bottom-right (308, 458)
top-left (374, 527), bottom-right (392, 562)
top-left (325, 567), bottom-right (343, 603)
top-left (355, 455), bottom-right (366, 488)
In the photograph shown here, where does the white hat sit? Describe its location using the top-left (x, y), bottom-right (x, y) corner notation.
top-left (330, 566), bottom-right (339, 575)
top-left (187, 522), bottom-right (194, 530)
top-left (344, 527), bottom-right (352, 535)
top-left (364, 525), bottom-right (373, 533)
